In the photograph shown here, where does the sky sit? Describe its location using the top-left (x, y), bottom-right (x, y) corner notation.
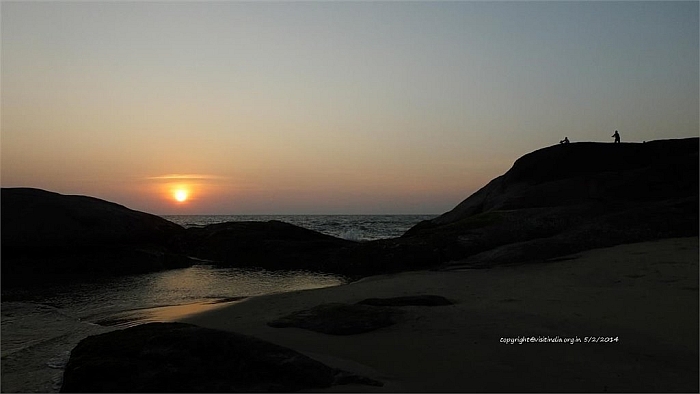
top-left (2, 1), bottom-right (698, 215)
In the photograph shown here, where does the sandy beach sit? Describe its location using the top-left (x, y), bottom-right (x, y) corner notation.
top-left (180, 237), bottom-right (698, 392)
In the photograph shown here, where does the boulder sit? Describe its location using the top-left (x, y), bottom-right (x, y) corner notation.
top-left (357, 295), bottom-right (453, 306)
top-left (268, 296), bottom-right (452, 335)
top-left (268, 303), bottom-right (401, 335)
top-left (183, 220), bottom-right (357, 271)
top-left (61, 322), bottom-right (381, 392)
top-left (1, 188), bottom-right (192, 286)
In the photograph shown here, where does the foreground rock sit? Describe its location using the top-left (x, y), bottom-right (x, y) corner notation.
top-left (1, 188), bottom-right (192, 287)
top-left (61, 322), bottom-right (381, 392)
top-left (403, 138), bottom-right (699, 268)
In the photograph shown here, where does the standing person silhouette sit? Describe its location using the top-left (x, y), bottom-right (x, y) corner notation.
top-left (612, 130), bottom-right (620, 143)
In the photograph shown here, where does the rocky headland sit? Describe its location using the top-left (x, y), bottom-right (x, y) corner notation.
top-left (402, 137), bottom-right (699, 268)
top-left (185, 137), bottom-right (698, 275)
top-left (3, 138), bottom-right (697, 285)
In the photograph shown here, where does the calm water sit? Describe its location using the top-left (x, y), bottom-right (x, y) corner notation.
top-left (1, 214), bottom-right (434, 393)
top-left (1, 266), bottom-right (342, 393)
top-left (161, 214), bottom-right (436, 241)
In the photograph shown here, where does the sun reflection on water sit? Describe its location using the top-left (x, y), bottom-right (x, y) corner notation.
top-left (86, 265), bottom-right (344, 327)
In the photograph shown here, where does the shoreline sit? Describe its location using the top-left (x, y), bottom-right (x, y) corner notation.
top-left (179, 237), bottom-right (699, 392)
top-left (89, 297), bottom-right (250, 328)
top-left (1, 275), bottom-right (343, 393)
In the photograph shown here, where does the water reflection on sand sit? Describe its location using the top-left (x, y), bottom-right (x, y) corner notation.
top-left (1, 265), bottom-right (344, 393)
top-left (92, 297), bottom-right (248, 328)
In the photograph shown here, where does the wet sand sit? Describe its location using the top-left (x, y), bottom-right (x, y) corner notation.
top-left (91, 297), bottom-right (248, 328)
top-left (180, 237), bottom-right (699, 392)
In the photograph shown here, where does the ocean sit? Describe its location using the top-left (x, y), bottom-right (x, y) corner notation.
top-left (1, 214), bottom-right (435, 393)
top-left (161, 214), bottom-right (436, 241)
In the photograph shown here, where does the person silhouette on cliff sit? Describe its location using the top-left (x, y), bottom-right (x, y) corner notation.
top-left (560, 137), bottom-right (570, 144)
top-left (612, 130), bottom-right (620, 143)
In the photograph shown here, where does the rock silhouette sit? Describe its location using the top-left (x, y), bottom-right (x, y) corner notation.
top-left (180, 220), bottom-right (357, 271)
top-left (60, 322), bottom-right (381, 392)
top-left (1, 188), bottom-right (192, 286)
top-left (3, 138), bottom-right (697, 283)
top-left (403, 138), bottom-right (698, 267)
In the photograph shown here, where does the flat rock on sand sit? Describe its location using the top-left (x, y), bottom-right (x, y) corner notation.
top-left (268, 296), bottom-right (453, 335)
top-left (268, 303), bottom-right (401, 335)
top-left (356, 295), bottom-right (453, 307)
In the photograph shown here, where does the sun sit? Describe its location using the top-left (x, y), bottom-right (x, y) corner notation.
top-left (174, 189), bottom-right (188, 202)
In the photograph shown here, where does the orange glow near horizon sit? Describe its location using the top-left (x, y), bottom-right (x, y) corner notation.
top-left (150, 176), bottom-right (232, 213)
top-left (168, 184), bottom-right (192, 205)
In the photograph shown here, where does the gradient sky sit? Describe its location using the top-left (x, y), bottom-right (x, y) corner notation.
top-left (2, 1), bottom-right (698, 214)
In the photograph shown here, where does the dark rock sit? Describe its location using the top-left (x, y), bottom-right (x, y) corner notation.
top-left (183, 220), bottom-right (357, 271)
top-left (176, 140), bottom-right (698, 277)
top-left (61, 322), bottom-right (381, 392)
top-left (6, 138), bottom-right (697, 284)
top-left (268, 303), bottom-right (401, 335)
top-left (410, 138), bottom-right (699, 230)
top-left (357, 295), bottom-right (453, 306)
top-left (180, 220), bottom-right (447, 278)
top-left (1, 188), bottom-right (192, 286)
top-left (402, 138), bottom-right (699, 267)
top-left (2, 188), bottom-right (183, 249)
